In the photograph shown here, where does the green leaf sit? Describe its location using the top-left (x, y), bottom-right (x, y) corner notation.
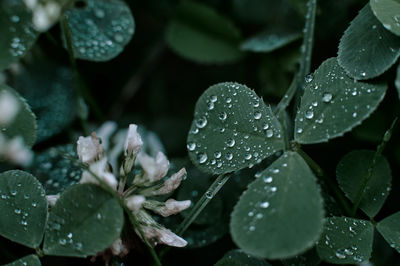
top-left (316, 216), bottom-right (374, 264)
top-left (4, 254), bottom-right (41, 266)
top-left (370, 0), bottom-right (400, 36)
top-left (376, 211), bottom-right (400, 253)
top-left (294, 57), bottom-right (387, 144)
top-left (63, 0), bottom-right (135, 61)
top-left (336, 150), bottom-right (391, 218)
top-left (215, 249), bottom-right (271, 266)
top-left (187, 82), bottom-right (285, 174)
top-left (43, 184), bottom-right (123, 257)
top-left (0, 84), bottom-right (37, 147)
top-left (396, 63), bottom-right (400, 99)
top-left (0, 170), bottom-right (48, 248)
top-left (30, 145), bottom-right (82, 195)
top-left (230, 152), bottom-right (324, 259)
top-left (240, 28), bottom-right (300, 53)
top-left (282, 248), bottom-right (321, 266)
top-left (0, 0), bottom-right (39, 71)
top-left (166, 1), bottom-right (244, 64)
top-left (338, 4), bottom-right (400, 80)
top-left (12, 61), bottom-right (76, 142)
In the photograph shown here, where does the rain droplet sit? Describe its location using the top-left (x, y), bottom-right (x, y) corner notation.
top-left (266, 129), bottom-right (274, 138)
top-left (195, 116), bottom-right (207, 128)
top-left (305, 110), bottom-right (314, 119)
top-left (226, 138), bottom-right (235, 147)
top-left (225, 153), bottom-right (233, 161)
top-left (205, 191), bottom-right (213, 199)
top-left (219, 112), bottom-right (227, 121)
top-left (305, 74), bottom-right (313, 83)
top-left (322, 93), bottom-right (332, 103)
top-left (263, 176), bottom-right (273, 183)
top-left (210, 95), bottom-right (218, 102)
top-left (260, 202), bottom-right (270, 208)
top-left (253, 111), bottom-right (262, 120)
top-left (214, 151), bottom-right (222, 158)
top-left (249, 225), bottom-right (255, 231)
top-left (187, 142), bottom-right (196, 151)
top-left (198, 153), bottom-right (208, 164)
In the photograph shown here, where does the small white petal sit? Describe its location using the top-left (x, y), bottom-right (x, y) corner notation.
top-left (156, 199), bottom-right (191, 217)
top-left (124, 124), bottom-right (143, 157)
top-left (126, 195), bottom-right (145, 212)
top-left (141, 226), bottom-right (187, 247)
top-left (79, 158), bottom-right (117, 190)
top-left (0, 90), bottom-right (20, 125)
top-left (46, 194), bottom-right (59, 207)
top-left (152, 168), bottom-right (186, 195)
top-left (77, 133), bottom-right (103, 164)
top-left (137, 151), bottom-right (170, 182)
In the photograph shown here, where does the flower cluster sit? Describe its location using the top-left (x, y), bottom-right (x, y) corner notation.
top-left (75, 124), bottom-right (191, 254)
top-left (23, 0), bottom-right (62, 32)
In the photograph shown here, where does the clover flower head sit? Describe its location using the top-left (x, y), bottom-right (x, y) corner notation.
top-left (76, 123), bottom-right (191, 251)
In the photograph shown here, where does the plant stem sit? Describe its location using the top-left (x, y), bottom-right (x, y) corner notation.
top-left (176, 173), bottom-right (230, 235)
top-left (60, 16), bottom-right (105, 122)
top-left (274, 76), bottom-right (298, 117)
top-left (351, 117), bottom-right (398, 216)
top-left (296, 147), bottom-right (353, 216)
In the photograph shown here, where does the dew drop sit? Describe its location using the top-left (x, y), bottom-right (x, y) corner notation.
top-left (260, 201), bottom-right (270, 208)
top-left (210, 95), bottom-right (218, 102)
top-left (195, 116), bottom-right (207, 128)
top-left (253, 111), bottom-right (262, 120)
top-left (266, 129), bottom-right (273, 138)
top-left (305, 74), bottom-right (313, 83)
top-left (214, 151), bottom-right (222, 158)
top-left (205, 191), bottom-right (213, 199)
top-left (226, 138), bottom-right (235, 147)
top-left (225, 153), bottom-right (233, 161)
top-left (305, 110), bottom-right (314, 119)
top-left (198, 153), bottom-right (208, 164)
top-left (249, 225), bottom-right (255, 231)
top-left (263, 176), bottom-right (273, 183)
top-left (322, 93), bottom-right (332, 103)
top-left (219, 112), bottom-right (227, 121)
top-left (187, 142), bottom-right (196, 151)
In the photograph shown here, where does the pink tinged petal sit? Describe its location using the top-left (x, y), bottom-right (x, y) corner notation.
top-left (126, 195), bottom-right (146, 212)
top-left (46, 194), bottom-right (59, 207)
top-left (157, 199), bottom-right (191, 217)
top-left (124, 124), bottom-right (143, 157)
top-left (137, 151), bottom-right (170, 182)
top-left (141, 226), bottom-right (187, 247)
top-left (152, 168), bottom-right (186, 195)
top-left (76, 133), bottom-right (103, 164)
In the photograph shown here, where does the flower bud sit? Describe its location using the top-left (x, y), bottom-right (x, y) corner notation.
top-left (124, 124), bottom-right (143, 157)
top-left (141, 226), bottom-right (187, 247)
top-left (144, 199), bottom-right (191, 217)
top-left (151, 168), bottom-right (186, 196)
top-left (77, 133), bottom-right (103, 164)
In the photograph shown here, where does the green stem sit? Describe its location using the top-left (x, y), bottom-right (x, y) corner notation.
top-left (60, 16), bottom-right (105, 122)
top-left (351, 117), bottom-right (398, 216)
top-left (274, 76), bottom-right (298, 117)
top-left (176, 173), bottom-right (230, 235)
top-left (296, 147), bottom-right (352, 216)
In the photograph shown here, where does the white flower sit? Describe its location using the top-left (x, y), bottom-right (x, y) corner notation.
top-left (126, 195), bottom-right (146, 212)
top-left (149, 199), bottom-right (191, 217)
top-left (0, 90), bottom-right (20, 125)
top-left (80, 158), bottom-right (118, 190)
top-left (124, 124), bottom-right (143, 157)
top-left (110, 238), bottom-right (129, 256)
top-left (0, 135), bottom-right (33, 166)
top-left (31, 2), bottom-right (61, 32)
top-left (137, 151), bottom-right (169, 182)
top-left (46, 194), bottom-right (59, 207)
top-left (23, 0), bottom-right (37, 9)
top-left (77, 133), bottom-right (103, 164)
top-left (141, 226), bottom-right (187, 247)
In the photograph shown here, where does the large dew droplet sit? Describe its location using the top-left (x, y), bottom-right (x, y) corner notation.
top-left (198, 153), bottom-right (208, 164)
top-left (195, 116), bottom-right (207, 128)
